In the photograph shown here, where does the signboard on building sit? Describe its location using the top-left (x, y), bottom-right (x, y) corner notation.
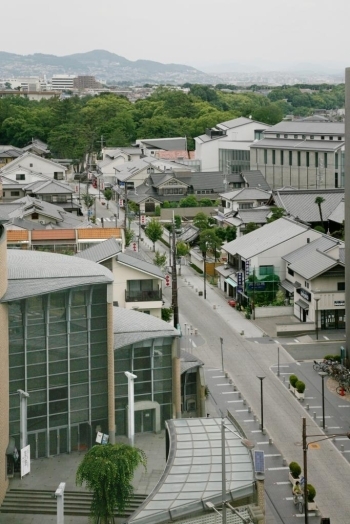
top-left (21, 445), bottom-right (30, 478)
top-left (245, 259), bottom-right (250, 278)
top-left (298, 288), bottom-right (311, 302)
top-left (237, 272), bottom-right (243, 286)
top-left (334, 300), bottom-right (345, 306)
top-left (247, 282), bottom-right (266, 291)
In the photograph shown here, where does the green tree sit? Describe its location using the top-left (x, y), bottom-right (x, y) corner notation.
top-left (199, 198), bottom-right (214, 207)
top-left (267, 207), bottom-right (286, 223)
top-left (179, 195), bottom-right (198, 208)
top-left (199, 229), bottom-right (223, 260)
top-left (176, 241), bottom-right (189, 257)
top-left (125, 228), bottom-right (134, 247)
top-left (315, 196), bottom-right (325, 230)
top-left (76, 443), bottom-right (146, 523)
top-left (174, 215), bottom-right (182, 229)
top-left (145, 218), bottom-right (164, 251)
top-left (153, 250), bottom-right (167, 270)
top-left (225, 226), bottom-right (237, 242)
top-left (161, 307), bottom-right (173, 322)
top-left (193, 212), bottom-right (210, 231)
top-left (103, 188), bottom-right (113, 209)
top-left (243, 222), bottom-right (259, 235)
top-left (81, 193), bottom-right (95, 220)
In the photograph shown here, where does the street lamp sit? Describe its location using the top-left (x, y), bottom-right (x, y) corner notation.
top-left (221, 417), bottom-right (255, 524)
top-left (302, 417), bottom-right (350, 524)
top-left (257, 376), bottom-right (265, 431)
top-left (17, 389), bottom-right (29, 449)
top-left (220, 337), bottom-right (224, 373)
top-left (314, 297), bottom-right (320, 340)
top-left (202, 249), bottom-right (207, 300)
top-left (125, 371), bottom-right (137, 446)
top-left (318, 371), bottom-right (328, 429)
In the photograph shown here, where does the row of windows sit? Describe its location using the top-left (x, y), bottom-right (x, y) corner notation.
top-left (275, 134), bottom-right (342, 141)
top-left (264, 149), bottom-right (335, 168)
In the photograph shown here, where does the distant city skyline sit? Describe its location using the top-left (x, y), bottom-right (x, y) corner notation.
top-left (3, 0), bottom-right (350, 72)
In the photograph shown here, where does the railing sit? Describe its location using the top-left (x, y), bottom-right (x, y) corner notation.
top-left (125, 289), bottom-right (162, 302)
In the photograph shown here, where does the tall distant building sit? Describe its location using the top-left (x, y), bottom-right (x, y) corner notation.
top-left (73, 76), bottom-right (102, 90)
top-left (51, 74), bottom-right (76, 90)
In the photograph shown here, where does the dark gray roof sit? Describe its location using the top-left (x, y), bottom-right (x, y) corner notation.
top-left (75, 237), bottom-right (121, 263)
top-left (2, 250), bottom-right (113, 302)
top-left (243, 170), bottom-right (271, 191)
top-left (237, 207), bottom-right (271, 224)
top-left (250, 138), bottom-right (344, 151)
top-left (339, 247), bottom-right (345, 264)
top-left (140, 137), bottom-right (187, 151)
top-left (218, 116), bottom-right (259, 129)
top-left (177, 225), bottom-right (199, 243)
top-left (264, 121), bottom-right (344, 135)
top-left (24, 179), bottom-right (74, 195)
top-left (271, 189), bottom-right (344, 223)
top-left (116, 252), bottom-right (164, 278)
top-left (129, 417), bottom-right (255, 524)
top-left (281, 279), bottom-right (295, 293)
top-left (113, 307), bottom-right (178, 350)
top-left (288, 250), bottom-right (343, 280)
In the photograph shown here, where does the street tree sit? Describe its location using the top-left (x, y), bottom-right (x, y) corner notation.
top-left (145, 218), bottom-right (163, 251)
top-left (199, 229), bottom-right (223, 261)
top-left (193, 212), bottom-right (210, 231)
top-left (125, 228), bottom-right (134, 247)
top-left (81, 193), bottom-right (95, 220)
top-left (176, 241), bottom-right (190, 276)
top-left (153, 250), bottom-right (167, 270)
top-left (103, 188), bottom-right (113, 209)
top-left (315, 196), bottom-right (326, 230)
top-left (76, 443), bottom-right (146, 523)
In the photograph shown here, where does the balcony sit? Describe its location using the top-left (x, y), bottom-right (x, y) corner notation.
top-left (125, 289), bottom-right (162, 302)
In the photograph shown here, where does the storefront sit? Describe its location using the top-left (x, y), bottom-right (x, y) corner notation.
top-left (321, 308), bottom-right (345, 329)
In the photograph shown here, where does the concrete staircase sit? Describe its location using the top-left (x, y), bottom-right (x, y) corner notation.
top-left (0, 489), bottom-right (147, 518)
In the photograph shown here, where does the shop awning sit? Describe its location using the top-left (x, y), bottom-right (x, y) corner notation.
top-left (225, 277), bottom-right (237, 288)
top-left (281, 279), bottom-right (295, 293)
top-left (295, 299), bottom-right (309, 310)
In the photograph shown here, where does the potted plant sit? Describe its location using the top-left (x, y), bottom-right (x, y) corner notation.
top-left (295, 380), bottom-right (306, 400)
top-left (288, 461), bottom-right (302, 485)
top-left (289, 374), bottom-right (298, 394)
top-left (306, 484), bottom-right (317, 511)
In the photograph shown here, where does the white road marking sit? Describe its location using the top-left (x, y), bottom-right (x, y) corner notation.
top-left (275, 340), bottom-right (280, 344)
top-left (243, 420), bottom-right (255, 423)
top-left (267, 467), bottom-right (289, 471)
top-left (275, 481), bottom-right (290, 485)
top-left (212, 375), bottom-right (225, 378)
top-left (251, 430), bottom-right (263, 433)
top-left (257, 442), bottom-right (270, 445)
top-left (235, 409), bottom-right (248, 412)
top-left (323, 336), bottom-right (329, 340)
top-left (216, 383), bottom-right (230, 387)
top-left (271, 365), bottom-right (290, 368)
top-left (192, 342), bottom-right (197, 348)
top-left (221, 391), bottom-right (236, 395)
top-left (309, 406), bottom-right (322, 409)
top-left (294, 339), bottom-right (300, 343)
top-left (338, 405), bottom-right (350, 408)
top-left (227, 400), bottom-right (243, 403)
top-left (264, 454), bottom-right (281, 458)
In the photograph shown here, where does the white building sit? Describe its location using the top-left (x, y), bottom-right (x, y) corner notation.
top-left (194, 117), bottom-right (271, 172)
top-left (51, 75), bottom-right (77, 90)
top-left (0, 152), bottom-right (67, 182)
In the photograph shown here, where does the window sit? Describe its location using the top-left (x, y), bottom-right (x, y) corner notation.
top-left (338, 136), bottom-right (342, 140)
top-left (329, 136), bottom-right (333, 141)
top-left (297, 151), bottom-right (301, 167)
top-left (321, 136), bottom-right (324, 140)
top-left (29, 163), bottom-right (33, 167)
top-left (284, 134), bottom-right (288, 138)
top-left (264, 149), bottom-right (267, 164)
top-left (11, 191), bottom-right (20, 196)
top-left (276, 134), bottom-right (280, 138)
top-left (338, 282), bottom-right (345, 291)
top-left (254, 130), bottom-right (264, 140)
top-left (324, 152), bottom-right (327, 168)
top-left (280, 150), bottom-right (284, 165)
top-left (294, 135), bottom-right (298, 139)
top-left (335, 172), bottom-right (339, 188)
top-left (305, 281), bottom-right (309, 289)
top-left (302, 135), bottom-right (306, 139)
top-left (287, 267), bottom-right (294, 276)
top-left (289, 151), bottom-right (292, 166)
top-left (272, 150), bottom-right (275, 165)
top-left (31, 212), bottom-right (39, 219)
top-left (306, 152), bottom-right (310, 167)
top-left (16, 174), bottom-right (25, 180)
top-left (315, 152), bottom-right (319, 168)
top-left (335, 153), bottom-right (339, 169)
top-left (259, 265), bottom-right (274, 276)
top-left (310, 135), bottom-right (314, 139)
top-left (239, 203), bottom-right (253, 209)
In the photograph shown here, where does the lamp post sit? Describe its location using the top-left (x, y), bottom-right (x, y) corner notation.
top-left (202, 250), bottom-right (207, 300)
top-left (314, 297), bottom-right (320, 340)
top-left (125, 371), bottom-right (137, 446)
top-left (220, 337), bottom-right (224, 373)
top-left (221, 417), bottom-right (255, 524)
top-left (257, 376), bottom-right (265, 431)
top-left (17, 389), bottom-right (29, 449)
top-left (302, 417), bottom-right (350, 524)
top-left (319, 371), bottom-right (328, 429)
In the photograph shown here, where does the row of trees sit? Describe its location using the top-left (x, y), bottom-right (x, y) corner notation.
top-left (0, 83), bottom-right (345, 165)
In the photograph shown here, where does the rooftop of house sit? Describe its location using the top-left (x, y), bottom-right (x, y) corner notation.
top-left (250, 137), bottom-right (344, 151)
top-left (236, 206), bottom-right (272, 225)
top-left (218, 115), bottom-right (268, 130)
top-left (224, 217), bottom-right (314, 259)
top-left (75, 237), bottom-right (122, 263)
top-left (263, 121), bottom-right (344, 135)
top-left (328, 199), bottom-right (344, 225)
top-left (136, 137), bottom-right (187, 151)
top-left (287, 248), bottom-right (344, 280)
top-left (24, 178), bottom-right (74, 194)
top-left (243, 170), bottom-right (271, 191)
top-left (1, 249), bottom-right (113, 302)
top-left (283, 235), bottom-right (341, 265)
top-left (220, 187), bottom-right (271, 201)
top-left (270, 189), bottom-right (344, 223)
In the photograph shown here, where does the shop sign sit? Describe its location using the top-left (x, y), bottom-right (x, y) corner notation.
top-left (334, 300), bottom-right (345, 306)
top-left (298, 288), bottom-right (311, 302)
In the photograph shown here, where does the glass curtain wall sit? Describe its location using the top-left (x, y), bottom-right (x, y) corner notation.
top-left (115, 337), bottom-right (173, 436)
top-left (8, 284), bottom-right (108, 458)
top-left (219, 149), bottom-right (250, 173)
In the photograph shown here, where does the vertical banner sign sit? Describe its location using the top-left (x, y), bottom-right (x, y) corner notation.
top-left (237, 271), bottom-right (243, 293)
top-left (140, 215), bottom-right (146, 225)
top-left (119, 199), bottom-right (124, 207)
top-left (100, 181), bottom-right (105, 191)
top-left (245, 259), bottom-right (250, 278)
top-left (21, 445), bottom-right (30, 478)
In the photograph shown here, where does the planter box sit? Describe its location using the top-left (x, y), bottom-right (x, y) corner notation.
top-left (307, 501), bottom-right (317, 511)
top-left (288, 472), bottom-right (301, 485)
top-left (295, 390), bottom-right (305, 400)
top-left (289, 386), bottom-right (295, 394)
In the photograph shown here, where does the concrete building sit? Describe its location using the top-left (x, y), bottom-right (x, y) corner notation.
top-left (51, 75), bottom-right (76, 90)
top-left (250, 121), bottom-right (345, 190)
top-left (194, 117), bottom-right (271, 172)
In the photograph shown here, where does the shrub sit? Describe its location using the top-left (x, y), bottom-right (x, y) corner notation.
top-left (289, 374), bottom-right (298, 388)
top-left (307, 484), bottom-right (316, 502)
top-left (289, 461), bottom-right (302, 479)
top-left (324, 354), bottom-right (340, 362)
top-left (296, 381), bottom-right (305, 394)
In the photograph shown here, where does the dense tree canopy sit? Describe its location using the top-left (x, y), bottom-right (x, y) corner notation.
top-left (0, 84), bottom-right (344, 162)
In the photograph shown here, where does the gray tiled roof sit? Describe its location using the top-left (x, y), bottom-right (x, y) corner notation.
top-left (243, 170), bottom-right (271, 191)
top-left (271, 189), bottom-right (344, 223)
top-left (140, 137), bottom-right (187, 151)
top-left (224, 217), bottom-right (311, 259)
top-left (328, 199), bottom-right (344, 225)
top-left (2, 250), bottom-right (113, 302)
top-left (339, 247), bottom-right (345, 264)
top-left (264, 121), bottom-right (344, 135)
top-left (218, 116), bottom-right (258, 129)
top-left (25, 179), bottom-right (74, 194)
top-left (288, 250), bottom-right (342, 280)
top-left (75, 237), bottom-right (121, 263)
top-left (113, 307), bottom-right (178, 350)
top-left (221, 188), bottom-right (270, 201)
top-left (283, 236), bottom-right (340, 264)
top-left (116, 252), bottom-right (164, 278)
top-left (250, 137), bottom-right (344, 151)
top-left (237, 207), bottom-right (271, 224)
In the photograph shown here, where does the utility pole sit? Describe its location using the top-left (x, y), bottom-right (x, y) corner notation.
top-left (171, 215), bottom-right (179, 329)
top-left (124, 184), bottom-right (128, 230)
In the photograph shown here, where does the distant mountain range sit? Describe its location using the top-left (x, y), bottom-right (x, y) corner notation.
top-left (0, 49), bottom-right (218, 84)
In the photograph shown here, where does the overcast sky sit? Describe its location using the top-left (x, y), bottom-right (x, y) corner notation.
top-left (2, 0), bottom-right (350, 71)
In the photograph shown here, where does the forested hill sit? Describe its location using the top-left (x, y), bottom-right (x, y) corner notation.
top-left (0, 84), bottom-right (344, 161)
top-left (0, 50), bottom-right (216, 84)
